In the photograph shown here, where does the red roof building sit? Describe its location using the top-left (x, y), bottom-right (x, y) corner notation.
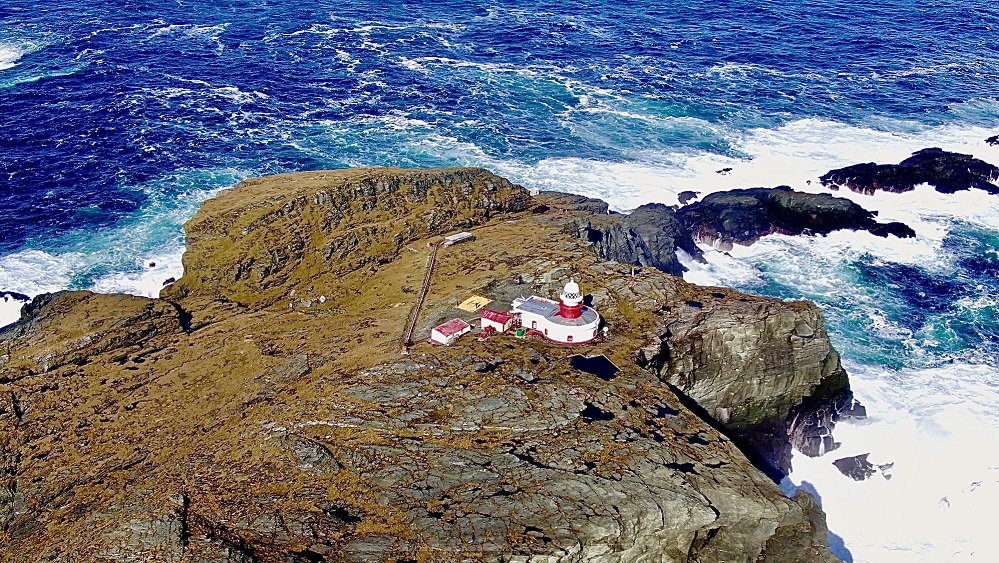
top-left (431, 318), bottom-right (472, 345)
top-left (480, 309), bottom-right (515, 333)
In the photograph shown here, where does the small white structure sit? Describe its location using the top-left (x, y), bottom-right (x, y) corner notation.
top-left (480, 309), bottom-right (515, 333)
top-left (431, 318), bottom-right (472, 345)
top-left (512, 279), bottom-right (601, 344)
top-left (443, 232), bottom-right (475, 247)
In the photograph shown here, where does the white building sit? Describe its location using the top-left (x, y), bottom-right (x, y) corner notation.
top-left (431, 318), bottom-right (472, 345)
top-left (480, 309), bottom-right (515, 333)
top-left (511, 280), bottom-right (601, 344)
top-left (442, 232), bottom-right (475, 247)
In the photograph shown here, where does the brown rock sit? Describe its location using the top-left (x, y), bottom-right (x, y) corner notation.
top-left (0, 167), bottom-right (841, 562)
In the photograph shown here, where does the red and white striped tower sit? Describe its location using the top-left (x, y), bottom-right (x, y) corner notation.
top-left (558, 279), bottom-right (583, 319)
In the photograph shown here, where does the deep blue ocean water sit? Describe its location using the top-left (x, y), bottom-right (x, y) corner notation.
top-left (2, 1), bottom-right (997, 251)
top-left (3, 2), bottom-right (999, 560)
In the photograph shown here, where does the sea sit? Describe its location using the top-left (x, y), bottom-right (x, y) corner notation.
top-left (2, 2), bottom-right (998, 561)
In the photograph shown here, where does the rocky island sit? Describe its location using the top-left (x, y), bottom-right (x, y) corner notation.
top-left (1, 168), bottom-right (900, 562)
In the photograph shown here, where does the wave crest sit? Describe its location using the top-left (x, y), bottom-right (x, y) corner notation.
top-left (0, 42), bottom-right (28, 71)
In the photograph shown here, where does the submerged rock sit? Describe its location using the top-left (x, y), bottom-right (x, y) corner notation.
top-left (820, 148), bottom-right (999, 195)
top-left (832, 453), bottom-right (893, 482)
top-left (832, 454), bottom-right (877, 481)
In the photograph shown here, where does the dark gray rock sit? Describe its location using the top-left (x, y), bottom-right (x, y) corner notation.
top-left (1, 291), bottom-right (30, 303)
top-left (820, 148), bottom-right (999, 195)
top-left (833, 453), bottom-right (877, 481)
top-left (632, 274), bottom-right (863, 478)
top-left (574, 203), bottom-right (705, 276)
top-left (677, 190), bottom-right (700, 205)
top-left (676, 186), bottom-right (915, 250)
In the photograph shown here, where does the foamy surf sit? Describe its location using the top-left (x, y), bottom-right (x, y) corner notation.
top-left (788, 361), bottom-right (999, 563)
top-left (0, 249), bottom-right (85, 297)
top-left (0, 249), bottom-right (81, 330)
top-left (0, 244), bottom-right (186, 330)
top-left (0, 42), bottom-right (27, 71)
top-left (0, 168), bottom-right (238, 317)
top-left (88, 246), bottom-right (185, 298)
top-left (0, 295), bottom-right (25, 329)
top-left (669, 130), bottom-right (999, 561)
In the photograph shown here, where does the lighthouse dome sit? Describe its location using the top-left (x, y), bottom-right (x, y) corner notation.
top-left (561, 279), bottom-right (581, 301)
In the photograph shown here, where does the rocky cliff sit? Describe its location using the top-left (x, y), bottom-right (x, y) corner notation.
top-left (2, 168), bottom-right (843, 562)
top-left (551, 187), bottom-right (913, 260)
top-left (633, 288), bottom-right (863, 477)
top-left (162, 167), bottom-right (530, 326)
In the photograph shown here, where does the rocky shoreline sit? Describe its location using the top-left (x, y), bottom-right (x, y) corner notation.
top-left (10, 149), bottom-right (986, 559)
top-left (22, 142), bottom-right (998, 561)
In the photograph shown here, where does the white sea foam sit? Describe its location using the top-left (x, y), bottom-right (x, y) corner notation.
top-left (0, 249), bottom-right (84, 328)
top-left (787, 361), bottom-right (999, 562)
top-left (88, 247), bottom-right (185, 299)
top-left (0, 43), bottom-right (26, 71)
top-left (147, 23), bottom-right (230, 42)
top-left (656, 117), bottom-right (999, 561)
top-left (508, 117), bottom-right (999, 215)
top-left (397, 56), bottom-right (429, 73)
top-left (0, 168), bottom-right (239, 322)
top-left (0, 298), bottom-right (23, 328)
top-left (0, 249), bottom-right (85, 296)
top-left (0, 243), bottom-right (184, 307)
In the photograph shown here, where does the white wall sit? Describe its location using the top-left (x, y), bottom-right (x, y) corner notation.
top-left (481, 318), bottom-right (508, 333)
top-left (520, 311), bottom-right (599, 344)
top-left (431, 325), bottom-right (470, 345)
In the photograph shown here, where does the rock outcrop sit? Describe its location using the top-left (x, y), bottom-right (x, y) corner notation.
top-left (676, 186), bottom-right (915, 251)
top-left (1, 168), bottom-right (843, 562)
top-left (820, 148), bottom-right (999, 195)
top-left (0, 291), bottom-right (30, 304)
top-left (677, 191), bottom-right (699, 205)
top-left (161, 167), bottom-right (530, 325)
top-left (627, 281), bottom-right (861, 478)
top-left (568, 203), bottom-right (706, 276)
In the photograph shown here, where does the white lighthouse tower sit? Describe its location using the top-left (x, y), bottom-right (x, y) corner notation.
top-left (511, 278), bottom-right (601, 344)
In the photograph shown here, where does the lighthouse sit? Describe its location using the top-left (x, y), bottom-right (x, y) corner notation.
top-left (559, 279), bottom-right (583, 319)
top-left (511, 278), bottom-right (601, 344)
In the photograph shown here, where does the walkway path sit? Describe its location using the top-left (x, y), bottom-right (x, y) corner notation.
top-left (400, 242), bottom-right (440, 353)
